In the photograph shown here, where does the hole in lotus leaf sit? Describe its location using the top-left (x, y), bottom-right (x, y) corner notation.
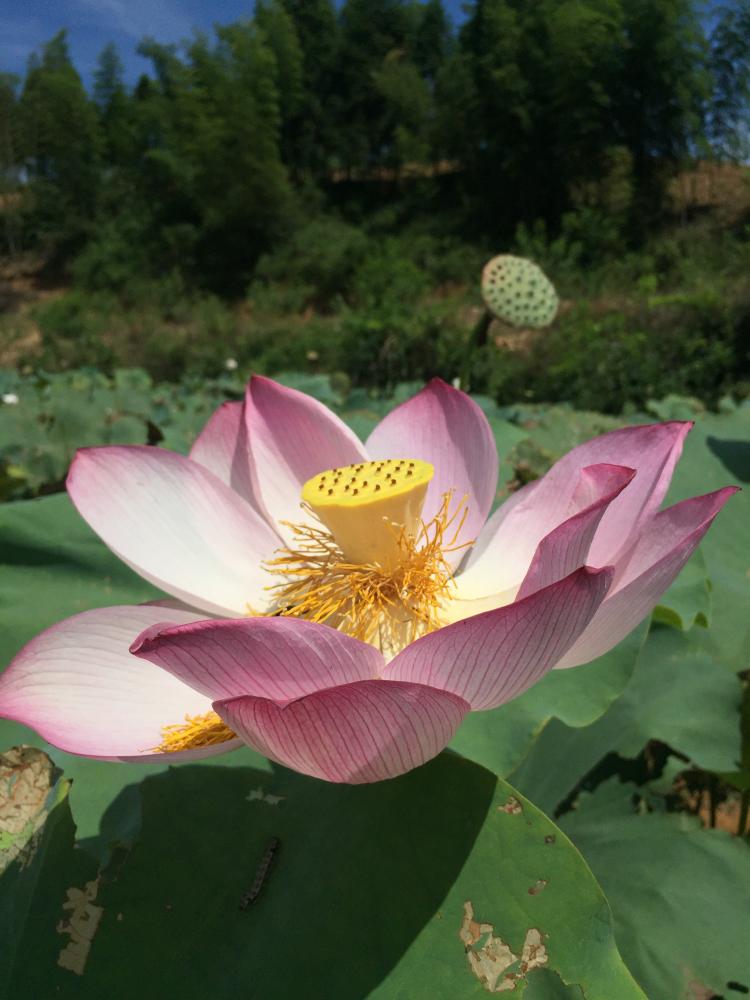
top-left (460, 902), bottom-right (549, 993)
top-left (246, 785), bottom-right (285, 807)
top-left (528, 879), bottom-right (549, 896)
top-left (497, 796), bottom-right (523, 815)
top-left (57, 877), bottom-right (103, 976)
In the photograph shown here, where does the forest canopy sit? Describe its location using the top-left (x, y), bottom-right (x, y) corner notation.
top-left (0, 0), bottom-right (749, 294)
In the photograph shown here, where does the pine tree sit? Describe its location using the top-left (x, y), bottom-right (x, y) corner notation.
top-left (335, 0), bottom-right (415, 171)
top-left (93, 42), bottom-right (135, 167)
top-left (280, 0), bottom-right (339, 175)
top-left (0, 74), bottom-right (21, 255)
top-left (255, 0), bottom-right (305, 165)
top-left (412, 0), bottom-right (452, 82)
top-left (709, 0), bottom-right (750, 160)
top-left (18, 30), bottom-right (101, 249)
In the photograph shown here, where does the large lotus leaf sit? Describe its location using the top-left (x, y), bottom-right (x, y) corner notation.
top-left (4, 753), bottom-right (644, 999)
top-left (109, 368), bottom-right (154, 414)
top-left (652, 548), bottom-right (710, 630)
top-left (523, 970), bottom-right (587, 998)
top-left (0, 748), bottom-right (99, 996)
top-left (718, 683), bottom-right (750, 794)
top-left (559, 779), bottom-right (750, 999)
top-left (0, 395), bottom-right (61, 496)
top-left (508, 624), bottom-right (743, 816)
top-left (0, 493), bottom-right (158, 653)
top-left (450, 622), bottom-right (648, 779)
top-left (0, 372), bottom-right (156, 499)
top-left (666, 404), bottom-right (750, 671)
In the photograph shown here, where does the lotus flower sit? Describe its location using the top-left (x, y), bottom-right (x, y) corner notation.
top-left (0, 378), bottom-right (735, 783)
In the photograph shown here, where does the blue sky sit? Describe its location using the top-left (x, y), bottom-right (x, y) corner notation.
top-left (1, 0), bottom-right (468, 86)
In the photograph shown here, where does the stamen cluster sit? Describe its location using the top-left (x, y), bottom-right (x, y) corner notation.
top-left (155, 710), bottom-right (235, 753)
top-left (265, 494), bottom-right (469, 655)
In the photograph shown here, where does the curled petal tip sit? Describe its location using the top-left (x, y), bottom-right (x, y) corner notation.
top-left (129, 622), bottom-right (172, 656)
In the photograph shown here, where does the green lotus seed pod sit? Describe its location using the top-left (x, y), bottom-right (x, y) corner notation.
top-left (481, 254), bottom-right (558, 329)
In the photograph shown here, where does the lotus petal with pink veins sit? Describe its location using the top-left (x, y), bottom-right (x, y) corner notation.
top-left (0, 377), bottom-right (737, 783)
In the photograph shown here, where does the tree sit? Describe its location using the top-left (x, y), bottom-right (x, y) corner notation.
top-left (280, 0), bottom-right (339, 175)
top-left (412, 0), bottom-right (452, 83)
top-left (130, 23), bottom-right (293, 289)
top-left (446, 0), bottom-right (712, 231)
top-left (255, 1), bottom-right (305, 165)
top-left (18, 31), bottom-right (101, 250)
top-left (708, 0), bottom-right (750, 160)
top-left (373, 51), bottom-right (433, 168)
top-left (94, 42), bottom-right (125, 112)
top-left (93, 43), bottom-right (135, 167)
top-left (0, 74), bottom-right (21, 255)
top-left (613, 0), bottom-right (710, 209)
top-left (334, 0), bottom-right (414, 170)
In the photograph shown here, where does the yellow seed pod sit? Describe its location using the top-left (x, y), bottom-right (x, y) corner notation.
top-left (301, 458), bottom-right (434, 568)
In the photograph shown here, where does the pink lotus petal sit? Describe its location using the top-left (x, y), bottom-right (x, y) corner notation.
top-left (366, 379), bottom-right (498, 561)
top-left (556, 487), bottom-right (738, 668)
top-left (245, 376), bottom-right (368, 537)
top-left (460, 422), bottom-right (691, 597)
top-left (385, 566), bottom-right (612, 710)
top-left (67, 446), bottom-right (281, 617)
top-left (516, 464), bottom-right (635, 600)
top-left (189, 400), bottom-right (264, 515)
top-left (132, 616), bottom-right (384, 701)
top-left (215, 680), bottom-right (469, 783)
top-left (0, 606), bottom-right (240, 761)
top-left (465, 478), bottom-right (540, 568)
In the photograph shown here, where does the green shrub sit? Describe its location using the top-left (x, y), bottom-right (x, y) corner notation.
top-left (527, 310), bottom-right (664, 412)
top-left (251, 216), bottom-right (369, 310)
top-left (341, 301), bottom-right (466, 389)
top-left (489, 292), bottom-right (741, 413)
top-left (350, 238), bottom-right (430, 310)
top-left (32, 291), bottom-right (119, 370)
top-left (382, 233), bottom-right (486, 287)
top-left (246, 316), bottom-right (347, 376)
top-left (71, 214), bottom-right (153, 293)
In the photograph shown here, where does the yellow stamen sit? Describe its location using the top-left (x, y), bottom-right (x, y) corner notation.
top-left (301, 458), bottom-right (434, 570)
top-left (265, 492), bottom-right (471, 656)
top-left (154, 710), bottom-right (236, 754)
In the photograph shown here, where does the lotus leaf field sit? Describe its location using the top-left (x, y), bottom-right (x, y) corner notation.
top-left (1, 371), bottom-right (749, 999)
